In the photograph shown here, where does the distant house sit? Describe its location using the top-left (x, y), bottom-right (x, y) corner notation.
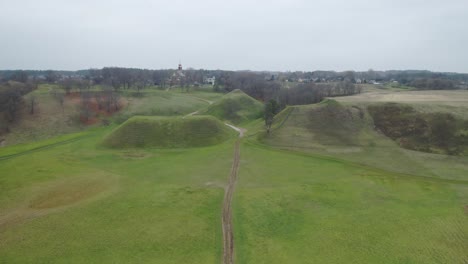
top-left (355, 78), bottom-right (362, 84)
top-left (298, 78), bottom-right (312, 83)
top-left (204, 76), bottom-right (216, 86)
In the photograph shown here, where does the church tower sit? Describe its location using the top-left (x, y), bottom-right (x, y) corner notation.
top-left (178, 62), bottom-right (182, 71)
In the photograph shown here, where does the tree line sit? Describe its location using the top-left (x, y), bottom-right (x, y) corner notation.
top-left (217, 71), bottom-right (361, 105)
top-left (2, 68), bottom-right (466, 91)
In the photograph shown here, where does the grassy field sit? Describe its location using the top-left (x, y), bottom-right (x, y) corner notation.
top-left (0, 127), bottom-right (235, 263)
top-left (233, 143), bottom-right (468, 263)
top-left (1, 86), bottom-right (467, 263)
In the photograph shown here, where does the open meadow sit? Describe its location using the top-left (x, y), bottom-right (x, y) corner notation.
top-left (234, 143), bottom-right (468, 263)
top-left (0, 127), bottom-right (235, 263)
top-left (1, 85), bottom-right (467, 263)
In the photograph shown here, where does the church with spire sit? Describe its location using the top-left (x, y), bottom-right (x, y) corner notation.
top-left (169, 61), bottom-right (186, 86)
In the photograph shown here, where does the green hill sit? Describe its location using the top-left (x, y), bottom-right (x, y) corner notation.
top-left (258, 100), bottom-right (436, 177)
top-left (261, 99), bottom-right (372, 148)
top-left (204, 89), bottom-right (263, 124)
top-left (256, 99), bottom-right (468, 180)
top-left (101, 115), bottom-right (233, 148)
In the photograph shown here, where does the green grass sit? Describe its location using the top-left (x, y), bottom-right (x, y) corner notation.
top-left (203, 89), bottom-right (264, 125)
top-left (2, 87), bottom-right (468, 263)
top-left (0, 127), bottom-right (236, 263)
top-left (102, 115), bottom-right (233, 148)
top-left (233, 143), bottom-right (468, 264)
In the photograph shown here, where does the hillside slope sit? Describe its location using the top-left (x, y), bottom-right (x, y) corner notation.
top-left (368, 103), bottom-right (468, 155)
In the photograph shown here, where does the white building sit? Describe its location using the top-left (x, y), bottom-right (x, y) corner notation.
top-left (204, 76), bottom-right (216, 86)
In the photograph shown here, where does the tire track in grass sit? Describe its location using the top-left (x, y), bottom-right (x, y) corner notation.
top-left (222, 124), bottom-right (244, 264)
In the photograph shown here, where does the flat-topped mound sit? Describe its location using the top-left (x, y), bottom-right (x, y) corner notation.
top-left (102, 115), bottom-right (232, 148)
top-left (262, 99), bottom-right (371, 148)
top-left (204, 89), bottom-right (263, 124)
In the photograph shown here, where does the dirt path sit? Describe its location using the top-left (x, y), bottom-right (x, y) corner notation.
top-left (194, 97), bottom-right (213, 105)
top-left (225, 124), bottom-right (245, 137)
top-left (222, 124), bottom-right (244, 264)
top-left (183, 111), bottom-right (199, 119)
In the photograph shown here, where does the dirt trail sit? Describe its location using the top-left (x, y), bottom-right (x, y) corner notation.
top-left (222, 124), bottom-right (244, 264)
top-left (181, 95), bottom-right (213, 119)
top-left (193, 96), bottom-right (213, 105)
top-left (183, 111), bottom-right (199, 119)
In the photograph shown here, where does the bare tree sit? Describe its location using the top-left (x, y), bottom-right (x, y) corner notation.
top-left (28, 96), bottom-right (36, 115)
top-left (110, 90), bottom-right (121, 111)
top-left (5, 93), bottom-right (22, 122)
top-left (95, 92), bottom-right (104, 110)
top-left (102, 87), bottom-right (121, 113)
top-left (59, 78), bottom-right (73, 94)
top-left (57, 92), bottom-right (65, 109)
top-left (80, 91), bottom-right (92, 122)
top-left (135, 81), bottom-right (145, 95)
top-left (45, 70), bottom-right (59, 83)
top-left (51, 89), bottom-right (65, 111)
top-left (10, 70), bottom-right (29, 83)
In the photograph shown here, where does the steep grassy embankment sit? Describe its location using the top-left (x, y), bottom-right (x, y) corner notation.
top-left (102, 115), bottom-right (233, 148)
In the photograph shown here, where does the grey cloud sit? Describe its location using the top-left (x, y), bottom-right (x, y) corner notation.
top-left (0, 0), bottom-right (467, 72)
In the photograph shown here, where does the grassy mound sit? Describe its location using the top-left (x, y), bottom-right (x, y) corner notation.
top-left (368, 103), bottom-right (468, 155)
top-left (204, 89), bottom-right (263, 124)
top-left (256, 99), bottom-right (468, 179)
top-left (102, 115), bottom-right (232, 148)
top-left (260, 99), bottom-right (371, 148)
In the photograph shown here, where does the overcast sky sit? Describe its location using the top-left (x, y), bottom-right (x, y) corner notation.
top-left (0, 0), bottom-right (467, 72)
